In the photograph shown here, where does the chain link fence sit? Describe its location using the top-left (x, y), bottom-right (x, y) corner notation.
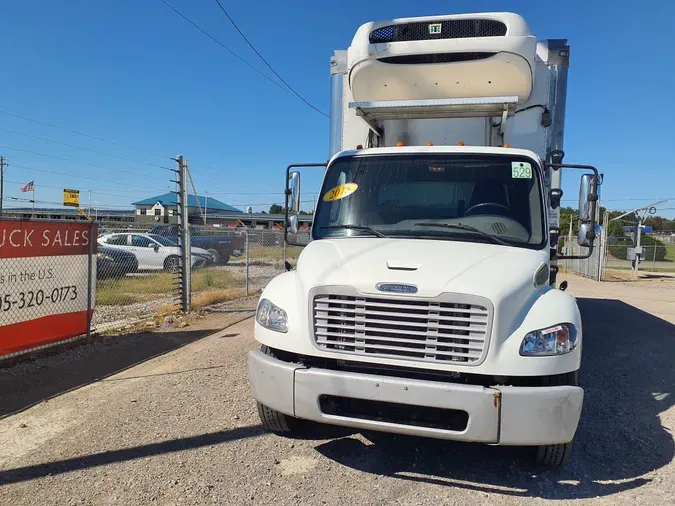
top-left (604, 239), bottom-right (675, 272)
top-left (561, 212), bottom-right (609, 281)
top-left (92, 221), bottom-right (309, 328)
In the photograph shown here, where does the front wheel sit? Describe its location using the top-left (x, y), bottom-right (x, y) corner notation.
top-left (535, 371), bottom-right (580, 468)
top-left (256, 345), bottom-right (301, 435)
top-left (257, 402), bottom-right (299, 434)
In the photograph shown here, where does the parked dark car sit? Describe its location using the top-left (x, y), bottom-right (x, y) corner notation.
top-left (97, 246), bottom-right (138, 279)
top-left (148, 225), bottom-right (242, 264)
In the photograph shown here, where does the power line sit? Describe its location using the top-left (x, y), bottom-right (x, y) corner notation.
top-left (562, 197), bottom-right (675, 202)
top-left (0, 144), bottom-right (169, 180)
top-left (226, 199), bottom-right (315, 206)
top-left (157, 0), bottom-right (288, 95)
top-left (3, 142), bottom-right (277, 193)
top-left (0, 109), bottom-right (168, 158)
top-left (3, 196), bottom-right (132, 209)
top-left (2, 179), bottom-right (154, 201)
top-left (1, 109), bottom-right (287, 193)
top-left (9, 163), bottom-right (171, 193)
top-left (0, 127), bottom-right (171, 169)
top-left (212, 0), bottom-right (328, 118)
top-left (187, 163), bottom-right (281, 191)
top-left (158, 0), bottom-right (327, 118)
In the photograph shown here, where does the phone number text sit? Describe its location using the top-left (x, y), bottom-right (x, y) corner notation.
top-left (1, 286), bottom-right (78, 311)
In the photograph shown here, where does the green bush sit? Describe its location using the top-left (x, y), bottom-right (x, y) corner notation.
top-left (609, 233), bottom-right (668, 261)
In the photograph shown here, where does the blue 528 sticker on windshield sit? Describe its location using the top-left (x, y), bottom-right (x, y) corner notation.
top-left (511, 161), bottom-right (533, 179)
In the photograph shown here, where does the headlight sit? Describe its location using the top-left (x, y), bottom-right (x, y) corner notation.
top-left (97, 253), bottom-right (115, 261)
top-left (256, 299), bottom-right (288, 333)
top-left (520, 324), bottom-right (577, 356)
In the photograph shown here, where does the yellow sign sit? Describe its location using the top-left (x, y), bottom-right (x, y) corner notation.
top-left (323, 183), bottom-right (358, 202)
top-left (63, 188), bottom-right (80, 207)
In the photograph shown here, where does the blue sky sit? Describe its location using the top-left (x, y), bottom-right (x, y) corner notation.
top-left (1, 0), bottom-right (674, 217)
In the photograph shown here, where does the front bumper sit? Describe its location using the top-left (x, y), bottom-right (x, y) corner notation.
top-left (248, 350), bottom-right (583, 445)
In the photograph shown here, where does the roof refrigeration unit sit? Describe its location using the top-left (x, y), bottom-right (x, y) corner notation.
top-left (329, 12), bottom-right (569, 180)
top-left (348, 13), bottom-right (535, 103)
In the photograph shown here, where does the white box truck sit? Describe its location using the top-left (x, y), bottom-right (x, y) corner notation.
top-left (248, 12), bottom-right (600, 467)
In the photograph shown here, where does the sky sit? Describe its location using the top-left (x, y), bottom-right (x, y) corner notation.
top-left (1, 0), bottom-right (674, 217)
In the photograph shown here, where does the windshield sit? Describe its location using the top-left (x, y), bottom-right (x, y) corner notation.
top-left (148, 234), bottom-right (178, 247)
top-left (312, 153), bottom-right (545, 249)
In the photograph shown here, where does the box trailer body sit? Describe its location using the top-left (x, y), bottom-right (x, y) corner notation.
top-left (248, 12), bottom-right (600, 468)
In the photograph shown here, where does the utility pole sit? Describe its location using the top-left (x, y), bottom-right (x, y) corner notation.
top-left (0, 156), bottom-right (5, 216)
top-left (633, 214), bottom-right (643, 280)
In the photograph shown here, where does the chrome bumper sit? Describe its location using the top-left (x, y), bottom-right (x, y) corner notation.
top-left (248, 350), bottom-right (583, 445)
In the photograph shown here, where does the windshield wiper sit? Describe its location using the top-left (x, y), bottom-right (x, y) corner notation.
top-left (414, 223), bottom-right (510, 246)
top-left (321, 224), bottom-right (387, 238)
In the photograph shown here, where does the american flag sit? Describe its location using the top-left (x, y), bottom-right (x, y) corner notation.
top-left (21, 181), bottom-right (34, 192)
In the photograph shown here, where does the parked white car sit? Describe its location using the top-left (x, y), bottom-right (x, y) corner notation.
top-left (98, 233), bottom-right (212, 272)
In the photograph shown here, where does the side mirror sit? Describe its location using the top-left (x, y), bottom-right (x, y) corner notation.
top-left (578, 223), bottom-right (601, 248)
top-left (153, 245), bottom-right (160, 252)
top-left (288, 171), bottom-right (301, 215)
top-left (578, 174), bottom-right (597, 223)
top-left (288, 214), bottom-right (299, 234)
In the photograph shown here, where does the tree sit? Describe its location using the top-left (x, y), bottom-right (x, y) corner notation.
top-left (269, 204), bottom-right (284, 214)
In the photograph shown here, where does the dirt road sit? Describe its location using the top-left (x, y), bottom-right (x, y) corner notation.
top-left (1, 275), bottom-right (674, 505)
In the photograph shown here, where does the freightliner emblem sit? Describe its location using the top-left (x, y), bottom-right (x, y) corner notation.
top-left (376, 283), bottom-right (418, 294)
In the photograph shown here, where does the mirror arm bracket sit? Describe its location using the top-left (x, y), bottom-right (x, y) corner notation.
top-left (284, 163), bottom-right (328, 247)
top-left (557, 244), bottom-right (594, 260)
top-left (546, 162), bottom-right (600, 260)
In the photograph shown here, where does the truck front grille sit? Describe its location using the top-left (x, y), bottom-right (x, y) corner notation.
top-left (369, 19), bottom-right (507, 44)
top-left (312, 293), bottom-right (491, 365)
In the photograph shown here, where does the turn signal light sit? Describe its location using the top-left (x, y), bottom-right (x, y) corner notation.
top-left (458, 141), bottom-right (465, 146)
top-left (396, 141), bottom-right (404, 147)
top-left (356, 144), bottom-right (363, 149)
top-left (427, 141), bottom-right (433, 146)
top-left (504, 142), bottom-right (511, 148)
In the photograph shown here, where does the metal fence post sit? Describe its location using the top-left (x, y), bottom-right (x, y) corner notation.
top-left (245, 228), bottom-right (250, 297)
top-left (176, 155), bottom-right (191, 312)
top-left (283, 234), bottom-right (287, 267)
top-left (86, 219), bottom-right (94, 337)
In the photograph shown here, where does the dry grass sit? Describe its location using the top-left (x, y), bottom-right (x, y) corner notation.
top-left (95, 291), bottom-right (142, 306)
top-left (246, 246), bottom-right (303, 262)
top-left (96, 268), bottom-right (242, 306)
top-left (192, 288), bottom-right (246, 309)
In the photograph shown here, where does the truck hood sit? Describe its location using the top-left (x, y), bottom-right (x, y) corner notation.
top-left (296, 238), bottom-right (549, 302)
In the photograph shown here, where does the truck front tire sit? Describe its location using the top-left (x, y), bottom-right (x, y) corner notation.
top-left (256, 345), bottom-right (301, 435)
top-left (535, 371), bottom-right (580, 468)
top-left (257, 402), bottom-right (299, 434)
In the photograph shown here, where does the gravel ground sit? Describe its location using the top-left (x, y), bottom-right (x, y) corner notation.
top-left (92, 297), bottom-right (175, 327)
top-left (91, 264), bottom-right (281, 329)
top-left (1, 274), bottom-right (673, 505)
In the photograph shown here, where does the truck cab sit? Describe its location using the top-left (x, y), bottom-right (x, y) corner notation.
top-left (248, 11), bottom-right (599, 468)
